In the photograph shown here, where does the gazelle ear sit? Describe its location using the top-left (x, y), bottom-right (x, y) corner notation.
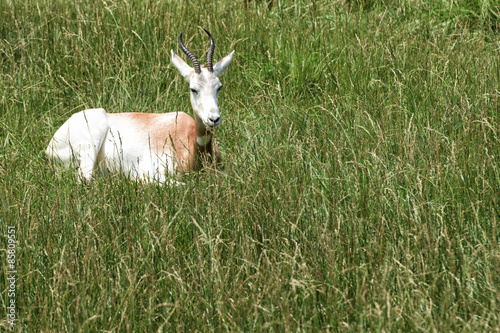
top-left (213, 51), bottom-right (234, 77)
top-left (171, 50), bottom-right (193, 82)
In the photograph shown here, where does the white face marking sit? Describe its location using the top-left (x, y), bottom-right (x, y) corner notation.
top-left (196, 134), bottom-right (212, 146)
top-left (171, 48), bottom-right (234, 127)
top-left (189, 70), bottom-right (223, 128)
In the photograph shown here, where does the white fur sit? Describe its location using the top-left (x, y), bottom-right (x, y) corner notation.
top-left (46, 109), bottom-right (177, 182)
top-left (196, 134), bottom-right (212, 147)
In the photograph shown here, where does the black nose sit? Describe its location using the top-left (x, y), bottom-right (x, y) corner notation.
top-left (210, 117), bottom-right (220, 124)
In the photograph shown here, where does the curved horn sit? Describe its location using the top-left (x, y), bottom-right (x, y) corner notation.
top-left (204, 29), bottom-right (215, 73)
top-left (179, 33), bottom-right (201, 74)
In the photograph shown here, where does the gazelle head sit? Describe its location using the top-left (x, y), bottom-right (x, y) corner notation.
top-left (171, 29), bottom-right (234, 129)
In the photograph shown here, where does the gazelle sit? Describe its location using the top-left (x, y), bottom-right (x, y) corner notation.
top-left (46, 29), bottom-right (234, 183)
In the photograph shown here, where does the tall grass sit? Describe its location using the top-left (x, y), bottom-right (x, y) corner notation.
top-left (1, 0), bottom-right (499, 331)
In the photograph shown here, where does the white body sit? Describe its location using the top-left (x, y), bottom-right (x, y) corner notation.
top-left (46, 109), bottom-right (179, 182)
top-left (46, 36), bottom-right (234, 183)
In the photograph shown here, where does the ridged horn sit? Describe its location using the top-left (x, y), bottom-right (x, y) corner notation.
top-left (204, 29), bottom-right (215, 73)
top-left (179, 32), bottom-right (201, 74)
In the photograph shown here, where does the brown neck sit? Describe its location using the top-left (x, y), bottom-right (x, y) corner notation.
top-left (193, 114), bottom-right (216, 168)
top-left (193, 113), bottom-right (213, 139)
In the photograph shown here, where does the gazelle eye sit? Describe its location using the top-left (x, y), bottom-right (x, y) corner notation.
top-left (190, 89), bottom-right (198, 94)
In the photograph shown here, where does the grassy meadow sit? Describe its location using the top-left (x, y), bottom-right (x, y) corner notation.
top-left (1, 0), bottom-right (500, 331)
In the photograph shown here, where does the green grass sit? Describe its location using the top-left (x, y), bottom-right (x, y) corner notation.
top-left (1, 0), bottom-right (500, 331)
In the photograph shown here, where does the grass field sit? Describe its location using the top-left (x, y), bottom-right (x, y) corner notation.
top-left (1, 0), bottom-right (499, 331)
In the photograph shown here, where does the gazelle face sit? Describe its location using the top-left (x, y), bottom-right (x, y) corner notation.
top-left (170, 30), bottom-right (234, 129)
top-left (188, 70), bottom-right (223, 128)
